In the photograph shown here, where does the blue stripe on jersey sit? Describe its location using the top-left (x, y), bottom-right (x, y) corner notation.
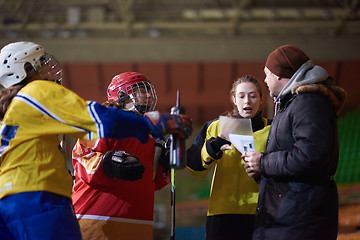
top-left (14, 93), bottom-right (90, 134)
top-left (87, 102), bottom-right (104, 139)
top-left (85, 101), bottom-right (149, 143)
top-left (0, 125), bottom-right (18, 157)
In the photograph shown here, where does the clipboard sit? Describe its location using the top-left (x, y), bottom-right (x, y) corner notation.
top-left (219, 116), bottom-right (255, 153)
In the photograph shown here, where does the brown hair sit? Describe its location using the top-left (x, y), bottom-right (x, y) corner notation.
top-left (0, 63), bottom-right (40, 120)
top-left (225, 75), bottom-right (262, 118)
top-left (102, 100), bottom-right (125, 109)
top-left (0, 80), bottom-right (30, 120)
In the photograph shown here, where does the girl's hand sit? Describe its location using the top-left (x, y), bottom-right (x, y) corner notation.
top-left (218, 132), bottom-right (233, 150)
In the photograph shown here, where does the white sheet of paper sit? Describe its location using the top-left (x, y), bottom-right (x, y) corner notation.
top-left (229, 134), bottom-right (255, 153)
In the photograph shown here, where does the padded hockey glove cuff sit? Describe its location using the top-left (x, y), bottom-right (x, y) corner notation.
top-left (144, 111), bottom-right (192, 139)
top-left (102, 150), bottom-right (145, 181)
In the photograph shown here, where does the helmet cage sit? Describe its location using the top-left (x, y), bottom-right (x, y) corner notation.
top-left (120, 81), bottom-right (157, 114)
top-left (36, 53), bottom-right (63, 85)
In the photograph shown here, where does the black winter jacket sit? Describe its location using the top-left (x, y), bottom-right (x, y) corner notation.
top-left (253, 61), bottom-right (347, 240)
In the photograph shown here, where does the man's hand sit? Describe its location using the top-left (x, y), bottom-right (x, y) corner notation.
top-left (242, 151), bottom-right (262, 178)
top-left (144, 111), bottom-right (192, 139)
top-left (102, 151), bottom-right (145, 181)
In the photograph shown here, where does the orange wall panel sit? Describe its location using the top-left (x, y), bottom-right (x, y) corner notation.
top-left (168, 62), bottom-right (200, 106)
top-left (136, 62), bottom-right (170, 112)
top-left (100, 63), bottom-right (135, 85)
top-left (316, 61), bottom-right (339, 79)
top-left (195, 62), bottom-right (234, 121)
top-left (234, 61), bottom-right (265, 81)
top-left (65, 63), bottom-right (103, 102)
top-left (61, 63), bottom-right (72, 90)
top-left (167, 62), bottom-right (203, 122)
top-left (61, 60), bottom-right (360, 124)
top-left (201, 62), bottom-right (234, 94)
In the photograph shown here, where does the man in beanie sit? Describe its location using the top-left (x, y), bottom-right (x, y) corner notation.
top-left (242, 45), bottom-right (347, 240)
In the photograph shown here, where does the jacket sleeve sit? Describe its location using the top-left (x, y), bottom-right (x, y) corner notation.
top-left (260, 94), bottom-right (338, 182)
top-left (186, 119), bottom-right (216, 173)
top-left (187, 119), bottom-right (219, 179)
top-left (19, 81), bottom-right (151, 143)
top-left (86, 102), bottom-right (150, 143)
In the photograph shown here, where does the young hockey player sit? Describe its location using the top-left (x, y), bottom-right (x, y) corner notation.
top-left (187, 75), bottom-right (271, 240)
top-left (72, 72), bottom-right (176, 239)
top-left (0, 42), bottom-right (191, 240)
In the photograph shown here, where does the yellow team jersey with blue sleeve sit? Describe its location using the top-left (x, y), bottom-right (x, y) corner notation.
top-left (0, 80), bottom-right (148, 200)
top-left (191, 118), bottom-right (270, 216)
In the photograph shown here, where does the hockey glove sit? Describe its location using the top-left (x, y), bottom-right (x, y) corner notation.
top-left (156, 139), bottom-right (171, 173)
top-left (102, 150), bottom-right (145, 181)
top-left (144, 111), bottom-right (192, 139)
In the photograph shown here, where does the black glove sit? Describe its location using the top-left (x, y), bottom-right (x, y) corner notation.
top-left (211, 137), bottom-right (231, 153)
top-left (102, 150), bottom-right (145, 181)
top-left (206, 137), bottom-right (231, 160)
top-left (158, 139), bottom-right (171, 173)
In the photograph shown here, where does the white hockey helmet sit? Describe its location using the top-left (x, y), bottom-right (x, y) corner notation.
top-left (0, 41), bottom-right (62, 88)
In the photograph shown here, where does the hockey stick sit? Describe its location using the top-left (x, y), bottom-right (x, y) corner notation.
top-left (169, 91), bottom-right (187, 240)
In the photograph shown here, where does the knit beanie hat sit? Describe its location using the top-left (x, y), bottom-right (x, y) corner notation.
top-left (265, 45), bottom-right (310, 78)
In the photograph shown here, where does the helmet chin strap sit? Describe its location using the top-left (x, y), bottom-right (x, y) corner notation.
top-left (129, 105), bottom-right (142, 115)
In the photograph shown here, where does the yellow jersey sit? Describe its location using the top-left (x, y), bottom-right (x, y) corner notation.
top-left (189, 117), bottom-right (270, 216)
top-left (0, 80), bottom-right (148, 199)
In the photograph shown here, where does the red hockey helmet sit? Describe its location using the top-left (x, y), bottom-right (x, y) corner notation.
top-left (107, 72), bottom-right (157, 114)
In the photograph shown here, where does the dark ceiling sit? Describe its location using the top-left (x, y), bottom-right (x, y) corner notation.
top-left (1, 0), bottom-right (359, 39)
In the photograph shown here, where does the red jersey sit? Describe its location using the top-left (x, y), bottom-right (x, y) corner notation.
top-left (72, 137), bottom-right (169, 240)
